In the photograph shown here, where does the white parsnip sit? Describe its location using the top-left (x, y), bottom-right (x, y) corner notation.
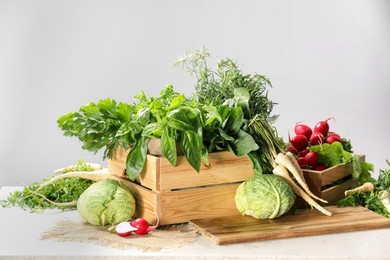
top-left (275, 152), bottom-right (328, 204)
top-left (344, 182), bottom-right (375, 196)
top-left (273, 164), bottom-right (333, 217)
top-left (378, 190), bottom-right (390, 213)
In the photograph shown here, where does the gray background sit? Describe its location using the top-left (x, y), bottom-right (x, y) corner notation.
top-left (1, 0), bottom-right (389, 186)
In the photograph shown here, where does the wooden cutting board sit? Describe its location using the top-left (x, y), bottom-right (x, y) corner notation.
top-left (189, 206), bottom-right (390, 245)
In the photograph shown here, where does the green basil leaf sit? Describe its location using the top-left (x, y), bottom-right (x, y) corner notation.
top-left (126, 137), bottom-right (148, 181)
top-left (169, 94), bottom-right (187, 110)
top-left (181, 130), bottom-right (202, 172)
top-left (167, 107), bottom-right (203, 132)
top-left (161, 126), bottom-right (177, 166)
top-left (231, 130), bottom-right (259, 156)
top-left (223, 106), bottom-right (244, 134)
top-left (142, 122), bottom-right (162, 137)
top-left (247, 151), bottom-right (263, 175)
top-left (137, 108), bottom-right (151, 126)
top-left (203, 106), bottom-right (222, 126)
top-left (217, 105), bottom-right (231, 123)
top-left (218, 128), bottom-right (234, 141)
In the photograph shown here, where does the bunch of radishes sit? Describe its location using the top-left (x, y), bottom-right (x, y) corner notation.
top-left (115, 217), bottom-right (159, 237)
top-left (287, 117), bottom-right (346, 171)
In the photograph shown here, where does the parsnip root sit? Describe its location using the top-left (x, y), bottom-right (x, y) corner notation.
top-left (344, 182), bottom-right (375, 196)
top-left (275, 152), bottom-right (328, 204)
top-left (273, 164), bottom-right (333, 217)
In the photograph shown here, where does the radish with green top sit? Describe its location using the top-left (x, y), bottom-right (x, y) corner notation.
top-left (313, 118), bottom-right (334, 136)
top-left (294, 122), bottom-right (312, 140)
top-left (304, 151), bottom-right (319, 167)
top-left (289, 134), bottom-right (308, 151)
top-left (310, 132), bottom-right (324, 145)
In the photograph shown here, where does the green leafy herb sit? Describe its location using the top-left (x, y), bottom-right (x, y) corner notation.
top-left (337, 160), bottom-right (390, 218)
top-left (0, 159), bottom-right (94, 211)
top-left (58, 84), bottom-right (260, 181)
top-left (308, 142), bottom-right (375, 184)
top-left (175, 48), bottom-right (277, 122)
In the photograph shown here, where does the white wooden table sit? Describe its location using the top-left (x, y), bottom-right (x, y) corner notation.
top-left (1, 186), bottom-right (390, 259)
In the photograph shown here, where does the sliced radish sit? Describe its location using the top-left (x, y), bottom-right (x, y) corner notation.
top-left (115, 221), bottom-right (138, 237)
top-left (131, 217), bottom-right (159, 235)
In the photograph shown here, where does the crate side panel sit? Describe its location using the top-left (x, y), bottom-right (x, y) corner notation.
top-left (321, 177), bottom-right (359, 205)
top-left (159, 151), bottom-right (253, 190)
top-left (137, 154), bottom-right (160, 191)
top-left (158, 183), bottom-right (242, 225)
top-left (124, 181), bottom-right (161, 225)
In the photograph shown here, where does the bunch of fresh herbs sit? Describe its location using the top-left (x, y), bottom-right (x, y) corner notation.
top-left (175, 47), bottom-right (277, 123)
top-left (1, 159), bottom-right (94, 211)
top-left (337, 160), bottom-right (390, 217)
top-left (58, 85), bottom-right (261, 181)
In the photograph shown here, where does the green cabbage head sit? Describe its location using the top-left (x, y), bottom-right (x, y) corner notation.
top-left (235, 174), bottom-right (295, 219)
top-left (77, 179), bottom-right (136, 226)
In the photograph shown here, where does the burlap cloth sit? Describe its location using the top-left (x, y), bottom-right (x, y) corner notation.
top-left (41, 219), bottom-right (199, 251)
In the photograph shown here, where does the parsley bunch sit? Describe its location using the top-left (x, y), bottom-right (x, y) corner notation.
top-left (337, 160), bottom-right (390, 217)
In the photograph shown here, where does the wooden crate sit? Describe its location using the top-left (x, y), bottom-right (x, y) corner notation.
top-left (108, 145), bottom-right (254, 225)
top-left (299, 155), bottom-right (365, 207)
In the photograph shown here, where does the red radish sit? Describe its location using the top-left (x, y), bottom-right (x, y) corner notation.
top-left (289, 134), bottom-right (308, 151)
top-left (287, 145), bottom-right (298, 155)
top-left (325, 134), bottom-right (342, 144)
top-left (115, 221), bottom-right (139, 237)
top-left (298, 149), bottom-right (310, 157)
top-left (294, 123), bottom-right (313, 140)
top-left (315, 164), bottom-right (327, 171)
top-left (310, 132), bottom-right (324, 145)
top-left (327, 132), bottom-right (340, 138)
top-left (304, 151), bottom-right (318, 167)
top-left (313, 117), bottom-right (334, 136)
top-left (297, 157), bottom-right (308, 169)
top-left (131, 218), bottom-right (159, 235)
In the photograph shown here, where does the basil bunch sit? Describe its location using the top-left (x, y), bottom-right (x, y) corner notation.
top-left (58, 85), bottom-right (259, 181)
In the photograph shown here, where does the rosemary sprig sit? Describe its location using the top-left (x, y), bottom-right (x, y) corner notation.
top-left (175, 48), bottom-right (277, 122)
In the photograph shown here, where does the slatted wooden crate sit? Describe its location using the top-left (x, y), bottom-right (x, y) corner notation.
top-left (299, 155), bottom-right (365, 207)
top-left (108, 144), bottom-right (254, 225)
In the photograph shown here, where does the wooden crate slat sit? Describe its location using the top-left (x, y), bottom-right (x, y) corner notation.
top-left (159, 152), bottom-right (253, 191)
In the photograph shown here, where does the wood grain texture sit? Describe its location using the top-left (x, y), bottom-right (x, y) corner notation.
top-left (189, 206), bottom-right (390, 245)
top-left (108, 145), bottom-right (253, 191)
